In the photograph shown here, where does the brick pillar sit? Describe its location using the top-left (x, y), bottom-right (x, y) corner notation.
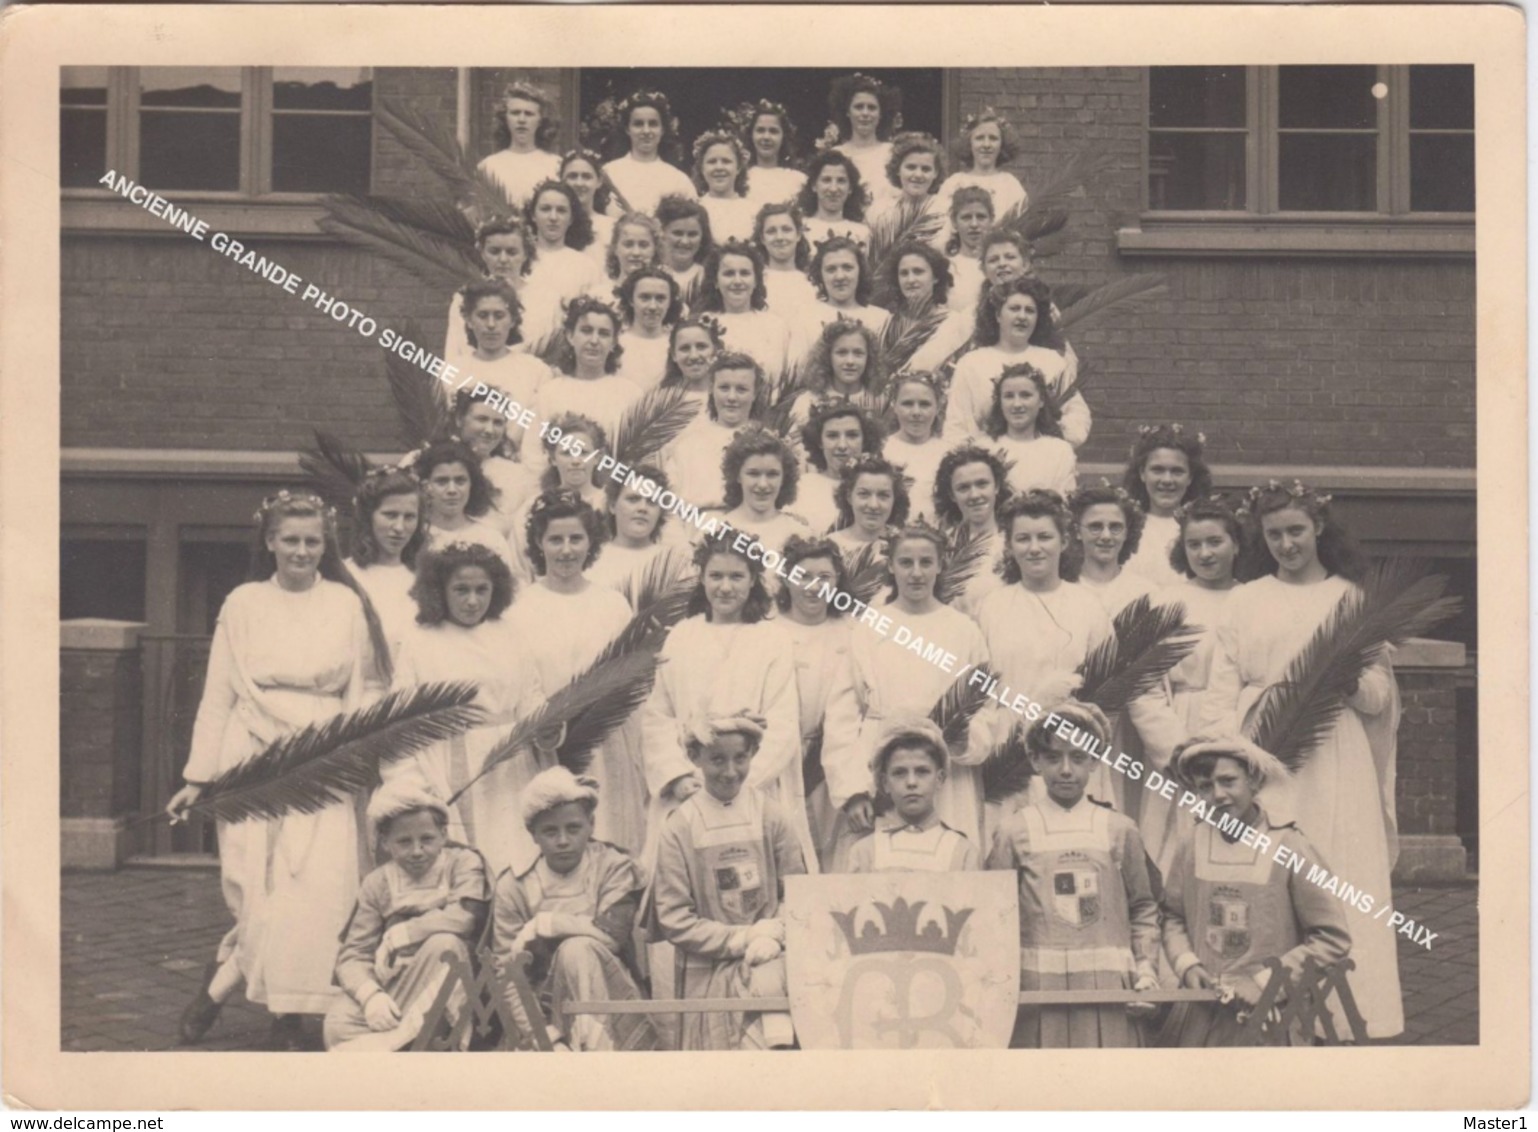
top-left (1392, 638), bottom-right (1468, 882)
top-left (61, 619), bottom-right (146, 869)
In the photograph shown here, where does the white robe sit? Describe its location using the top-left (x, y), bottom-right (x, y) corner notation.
top-left (833, 141), bottom-right (895, 211)
top-left (943, 344), bottom-right (1089, 449)
top-left (422, 519), bottom-right (516, 577)
top-left (791, 472), bottom-right (842, 536)
top-left (744, 166), bottom-right (806, 207)
top-left (883, 434), bottom-right (948, 525)
top-left (662, 417), bottom-right (739, 510)
top-left (712, 309), bottom-right (790, 378)
top-left (1126, 513), bottom-right (1184, 589)
top-left (345, 559), bottom-right (417, 681)
top-left (993, 434), bottom-right (1078, 499)
top-left (615, 331), bottom-right (671, 392)
top-left (764, 267), bottom-right (819, 320)
top-left (478, 148), bottom-right (561, 211)
top-left (700, 196), bottom-right (758, 244)
top-left (1079, 568), bottom-right (1156, 619)
top-left (534, 373), bottom-right (644, 440)
top-left (782, 616), bottom-right (855, 862)
top-left (602, 155), bottom-right (697, 217)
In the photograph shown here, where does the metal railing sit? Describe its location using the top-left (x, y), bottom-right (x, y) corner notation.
top-left (137, 633), bottom-right (216, 858)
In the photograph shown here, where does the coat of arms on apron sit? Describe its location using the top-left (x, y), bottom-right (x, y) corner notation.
top-left (1206, 884), bottom-right (1252, 959)
top-left (709, 845), bottom-right (765, 921)
top-left (784, 873), bottom-right (1019, 1049)
top-left (1050, 854), bottom-right (1102, 929)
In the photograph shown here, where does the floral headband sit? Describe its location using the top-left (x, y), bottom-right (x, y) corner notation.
top-left (254, 489), bottom-right (335, 525)
top-left (1134, 422), bottom-right (1206, 450)
top-left (501, 81), bottom-right (549, 109)
top-left (560, 146), bottom-right (606, 171)
top-left (618, 90), bottom-right (673, 119)
top-left (693, 312), bottom-right (727, 342)
top-left (1172, 493), bottom-right (1234, 523)
top-left (960, 107), bottom-right (1011, 135)
top-left (691, 129), bottom-right (748, 165)
top-left (1236, 479), bottom-right (1333, 522)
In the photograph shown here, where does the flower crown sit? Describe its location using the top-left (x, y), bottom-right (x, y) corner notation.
top-left (960, 107), bottom-right (1010, 135)
top-left (617, 89), bottom-right (673, 120)
top-left (563, 293), bottom-right (624, 329)
top-left (1134, 422), bottom-right (1206, 452)
top-left (691, 129), bottom-right (748, 166)
top-left (501, 81), bottom-right (549, 109)
top-left (1172, 492), bottom-right (1233, 524)
top-left (883, 517), bottom-right (947, 556)
top-left (560, 146), bottom-right (606, 170)
top-left (529, 487), bottom-right (586, 517)
top-left (693, 312), bottom-right (727, 343)
top-left (254, 489), bottom-right (335, 525)
top-left (1244, 479), bottom-right (1333, 510)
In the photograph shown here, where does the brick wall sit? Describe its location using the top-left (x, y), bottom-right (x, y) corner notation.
top-left (60, 649), bottom-right (142, 819)
top-left (1395, 671), bottom-right (1460, 839)
top-left (374, 68), bottom-right (461, 198)
top-left (471, 69), bottom-right (570, 164)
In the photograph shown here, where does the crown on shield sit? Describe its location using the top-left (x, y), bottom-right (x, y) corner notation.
top-left (830, 897), bottom-right (973, 957)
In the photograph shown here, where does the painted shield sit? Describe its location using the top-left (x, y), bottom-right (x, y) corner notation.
top-left (785, 872), bottom-right (1019, 1050)
top-left (1206, 889), bottom-right (1252, 959)
top-left (1051, 863), bottom-right (1102, 928)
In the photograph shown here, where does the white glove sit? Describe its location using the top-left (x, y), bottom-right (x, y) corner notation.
top-left (373, 923), bottom-right (412, 980)
top-left (743, 936), bottom-right (783, 966)
top-left (363, 990), bottom-right (401, 1031)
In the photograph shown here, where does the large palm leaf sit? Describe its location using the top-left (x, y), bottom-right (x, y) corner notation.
top-left (1019, 145), bottom-right (1118, 215)
top-left (929, 665), bottom-right (996, 751)
top-left (842, 541), bottom-right (891, 606)
top-left (936, 525), bottom-right (997, 608)
top-left (611, 384), bottom-right (700, 470)
top-left (384, 331), bottom-right (456, 449)
top-left (374, 99), bottom-right (514, 223)
top-left (981, 725), bottom-right (1034, 804)
top-left (318, 195), bottom-right (483, 291)
top-left (1056, 273), bottom-right (1167, 335)
top-left (867, 199), bottom-right (946, 286)
top-left (300, 429), bottom-right (375, 514)
top-left (1077, 596), bottom-right (1203, 715)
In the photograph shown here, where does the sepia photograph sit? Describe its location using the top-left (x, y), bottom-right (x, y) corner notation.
top-left (1, 2), bottom-right (1526, 1112)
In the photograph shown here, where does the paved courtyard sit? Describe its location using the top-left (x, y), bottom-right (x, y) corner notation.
top-left (59, 866), bottom-right (1479, 1051)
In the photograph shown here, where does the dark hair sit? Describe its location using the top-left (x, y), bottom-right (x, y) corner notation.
top-left (944, 186), bottom-right (994, 256)
top-left (932, 444), bottom-right (1009, 529)
top-left (885, 132), bottom-right (946, 191)
top-left (877, 240), bottom-right (952, 310)
top-left (798, 152), bottom-right (869, 223)
top-left (605, 212), bottom-right (663, 281)
top-left (721, 425), bottom-right (798, 510)
top-left (698, 240), bottom-right (768, 313)
top-left (660, 316), bottom-right (724, 388)
top-left (1169, 495), bottom-right (1246, 580)
top-left (1122, 424), bottom-right (1213, 514)
top-left (752, 200), bottom-right (811, 271)
top-left (690, 130), bottom-right (751, 197)
top-left (604, 463), bottom-right (670, 543)
top-left (525, 179), bottom-right (594, 252)
top-left (889, 372), bottom-right (946, 439)
top-left (974, 275), bottom-right (1064, 352)
top-left (809, 236), bottom-right (873, 305)
top-left (453, 384), bottom-right (519, 460)
top-left (802, 402), bottom-right (882, 473)
top-left (560, 296), bottom-right (625, 375)
top-left (614, 90), bottom-right (684, 165)
top-left (538, 412), bottom-right (607, 492)
top-left (560, 148), bottom-right (613, 216)
top-left (998, 490), bottom-right (1074, 585)
top-left (741, 101), bottom-right (800, 168)
top-left (349, 471), bottom-right (427, 569)
top-left (493, 82), bottom-right (561, 152)
top-left (687, 531), bottom-right (773, 623)
top-left (834, 453), bottom-right (911, 531)
top-left (882, 521), bottom-right (949, 602)
top-left (474, 216), bottom-right (537, 277)
top-left (411, 542), bottom-right (516, 625)
top-left (774, 535), bottom-right (849, 615)
top-left (706, 352), bottom-right (769, 423)
top-left (1065, 484), bottom-right (1147, 579)
top-left (616, 265), bottom-right (683, 327)
top-left (416, 440), bottom-right (493, 519)
top-left (456, 278), bottom-right (525, 349)
top-left (828, 73), bottom-right (902, 142)
top-left (808, 318), bottom-right (881, 397)
top-left (984, 362), bottom-right (1063, 440)
top-left (523, 489), bottom-right (607, 575)
top-left (1241, 483), bottom-right (1368, 584)
top-left (656, 194), bottom-right (715, 267)
top-left (872, 729), bottom-right (946, 784)
top-left (952, 110), bottom-right (1020, 170)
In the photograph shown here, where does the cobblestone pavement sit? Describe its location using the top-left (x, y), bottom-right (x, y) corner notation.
top-left (59, 867), bottom-right (1479, 1052)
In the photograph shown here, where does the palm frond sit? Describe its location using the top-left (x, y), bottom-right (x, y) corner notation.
top-left (1011, 208), bottom-right (1070, 248)
top-left (874, 305), bottom-right (948, 402)
top-left (1021, 145), bottom-right (1118, 214)
top-left (762, 363), bottom-right (812, 443)
top-left (801, 726), bottom-right (826, 797)
top-left (185, 682), bottom-right (483, 824)
top-left (677, 269), bottom-right (705, 316)
top-left (1046, 359), bottom-right (1090, 419)
top-left (1077, 596), bottom-right (1203, 715)
top-left (1026, 228), bottom-right (1071, 262)
top-left (374, 99), bottom-right (512, 223)
top-left (300, 429), bottom-right (375, 514)
top-left (616, 544), bottom-right (698, 626)
top-left (1056, 274), bottom-right (1167, 335)
top-left (936, 526), bottom-right (996, 608)
top-left (981, 724), bottom-right (1035, 804)
top-left (867, 199), bottom-right (946, 284)
top-left (365, 194), bottom-right (482, 243)
top-left (318, 195), bottom-right (483, 290)
top-left (843, 541), bottom-right (891, 606)
top-left (1050, 282), bottom-right (1093, 311)
top-left (928, 665), bottom-right (995, 751)
top-left (1246, 561), bottom-right (1462, 771)
top-left (555, 654), bottom-right (663, 775)
top-left (384, 331), bottom-right (455, 449)
top-left (527, 322), bottom-right (570, 371)
top-left (611, 384), bottom-right (699, 469)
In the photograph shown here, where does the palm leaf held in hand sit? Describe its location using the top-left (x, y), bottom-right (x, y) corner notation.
top-left (929, 665), bottom-right (996, 751)
top-left (936, 526), bottom-right (997, 608)
top-left (843, 541), bottom-right (891, 606)
top-left (1077, 596), bottom-right (1203, 715)
top-left (982, 724), bottom-right (1035, 804)
top-left (611, 384), bottom-right (699, 469)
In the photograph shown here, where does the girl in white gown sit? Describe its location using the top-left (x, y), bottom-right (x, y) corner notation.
top-left (878, 240), bottom-right (974, 376)
top-left (983, 362), bottom-right (1078, 500)
top-left (796, 152), bottom-right (873, 254)
top-left (477, 81), bottom-right (562, 212)
top-left (937, 109), bottom-right (1029, 226)
top-left (796, 402), bottom-right (885, 535)
top-left (534, 296), bottom-right (644, 440)
top-left (695, 241), bottom-right (791, 380)
top-left (931, 443), bottom-right (1012, 620)
top-left (614, 266), bottom-right (682, 392)
top-left (507, 412), bottom-right (610, 585)
top-left (560, 148), bottom-right (617, 280)
top-left (691, 130), bottom-right (758, 246)
top-left (711, 426), bottom-right (810, 587)
top-left (829, 452), bottom-right (910, 572)
top-left (587, 462), bottom-right (696, 601)
top-left (786, 318), bottom-right (887, 450)
top-left (1198, 481), bottom-right (1404, 1039)
top-left (521, 180), bottom-right (607, 348)
top-left (452, 279), bottom-right (552, 466)
top-left (866, 131), bottom-right (946, 229)
top-left (655, 195), bottom-right (713, 311)
top-left (754, 202), bottom-right (819, 318)
top-left (1121, 423), bottom-right (1214, 590)
top-left (601, 90), bottom-right (696, 218)
top-left (344, 469), bottom-right (427, 687)
top-left (604, 211), bottom-right (663, 286)
top-left (790, 237), bottom-right (891, 366)
top-left (941, 186), bottom-right (994, 315)
top-left (1066, 483), bottom-right (1153, 619)
top-left (883, 374), bottom-right (948, 525)
top-left (662, 351), bottom-right (765, 511)
top-left (443, 218), bottom-right (536, 375)
top-left (828, 72), bottom-right (902, 215)
top-left (740, 99), bottom-right (807, 207)
top-left (414, 439), bottom-right (516, 575)
top-left (657, 315), bottom-right (724, 420)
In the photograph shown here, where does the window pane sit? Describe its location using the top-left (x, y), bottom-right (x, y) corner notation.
top-left (140, 110), bottom-right (241, 190)
top-left (1148, 67), bottom-right (1246, 128)
top-left (1148, 132), bottom-right (1246, 209)
top-left (1278, 134), bottom-right (1376, 211)
top-left (272, 114), bottom-right (372, 193)
top-left (61, 539), bottom-right (147, 622)
top-left (1279, 65), bottom-right (1378, 129)
top-left (1411, 134), bottom-right (1474, 211)
top-left (61, 66), bottom-right (109, 106)
top-left (1410, 65), bottom-right (1474, 130)
top-left (139, 66), bottom-right (241, 109)
top-left (61, 107), bottom-right (108, 187)
top-left (272, 67), bottom-right (372, 111)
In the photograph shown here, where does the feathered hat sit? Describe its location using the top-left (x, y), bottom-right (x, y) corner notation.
top-left (1171, 736), bottom-right (1290, 790)
top-left (367, 780), bottom-right (451, 837)
top-left (520, 766), bottom-right (600, 830)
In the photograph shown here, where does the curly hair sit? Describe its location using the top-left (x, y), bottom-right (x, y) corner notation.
top-left (604, 213), bottom-right (662, 282)
top-left (560, 295), bottom-right (625, 375)
top-left (560, 148), bottom-right (614, 216)
top-left (493, 81), bottom-right (561, 153)
top-left (1169, 495), bottom-right (1246, 580)
top-left (523, 489), bottom-right (607, 575)
top-left (411, 542), bottom-right (516, 626)
top-left (690, 130), bottom-right (751, 197)
top-left (249, 490), bottom-right (344, 582)
top-left (613, 89), bottom-right (684, 165)
top-left (807, 318), bottom-right (881, 397)
top-left (974, 275), bottom-right (1065, 352)
top-left (604, 462), bottom-right (670, 543)
top-left (952, 109), bottom-right (1021, 171)
top-left (882, 521), bottom-right (950, 602)
top-left (828, 73), bottom-right (903, 142)
top-left (835, 453), bottom-right (911, 531)
top-left (526, 179), bottom-right (595, 252)
top-left (888, 372), bottom-right (946, 439)
top-left (801, 402), bottom-right (883, 473)
top-left (456, 278), bottom-right (525, 349)
top-left (1065, 483), bottom-right (1147, 578)
top-left (350, 470), bottom-right (427, 569)
top-left (454, 382), bottom-right (518, 460)
top-left (687, 531), bottom-right (774, 623)
top-left (998, 490), bottom-right (1074, 585)
top-left (774, 534), bottom-right (849, 615)
top-left (979, 228), bottom-right (1034, 283)
top-left (660, 316), bottom-right (724, 388)
top-left (1240, 483), bottom-right (1369, 584)
top-left (655, 194), bottom-right (715, 268)
top-left (721, 424), bottom-right (798, 510)
top-left (932, 444), bottom-right (1009, 529)
top-left (538, 412), bottom-right (608, 492)
top-left (1122, 424), bottom-right (1213, 514)
top-left (809, 235), bottom-right (874, 305)
top-left (474, 216), bottom-right (536, 277)
top-left (415, 439), bottom-right (493, 520)
top-left (752, 200), bottom-right (811, 271)
top-left (697, 240), bottom-right (768, 313)
top-left (740, 100), bottom-right (800, 168)
top-left (705, 351), bottom-right (769, 423)
top-left (885, 132), bottom-right (946, 191)
top-left (878, 240), bottom-right (952, 310)
top-left (944, 185), bottom-right (995, 255)
top-left (984, 362), bottom-right (1063, 440)
top-left (615, 265), bottom-right (683, 327)
top-left (798, 151), bottom-right (869, 222)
